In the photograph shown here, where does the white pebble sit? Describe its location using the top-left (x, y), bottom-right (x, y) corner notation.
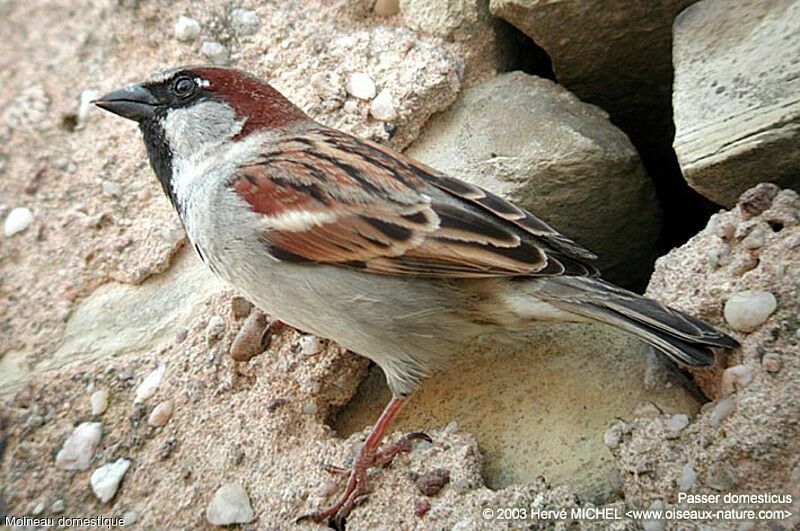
top-left (32, 502), bottom-right (44, 515)
top-left (230, 8), bottom-right (259, 36)
top-left (201, 41), bottom-right (229, 65)
top-left (724, 290), bottom-right (777, 332)
top-left (148, 400), bottom-right (174, 427)
top-left (134, 364), bottom-right (165, 403)
top-left (78, 90), bottom-right (100, 123)
top-left (175, 16), bottom-right (201, 42)
top-left (762, 352), bottom-right (782, 373)
top-left (603, 422), bottom-right (623, 449)
top-left (90, 389), bottom-right (109, 416)
top-left (206, 483), bottom-right (255, 525)
top-left (301, 402), bottom-right (318, 415)
top-left (343, 99), bottom-right (360, 114)
top-left (206, 315), bottom-right (226, 345)
top-left (665, 414), bottom-right (689, 438)
top-left (642, 500), bottom-right (666, 531)
top-left (369, 89), bottom-right (397, 121)
top-left (741, 227), bottom-right (766, 249)
top-left (4, 207), bottom-right (33, 237)
top-left (101, 180), bottom-right (121, 197)
top-left (55, 422), bottom-right (103, 470)
top-left (720, 365), bottom-right (753, 396)
top-left (51, 499), bottom-right (65, 513)
top-left (90, 458), bottom-right (131, 503)
top-left (709, 397), bottom-right (736, 428)
top-left (345, 73), bottom-right (376, 100)
top-left (297, 335), bottom-right (323, 356)
top-left (678, 463), bottom-right (697, 492)
top-left (123, 511), bottom-right (138, 525)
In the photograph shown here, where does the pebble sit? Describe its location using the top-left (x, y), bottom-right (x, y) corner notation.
top-left (665, 414), bottom-right (689, 439)
top-left (32, 502), bottom-right (44, 515)
top-left (369, 89), bottom-right (397, 121)
top-left (297, 334), bottom-right (323, 357)
top-left (709, 397), bottom-right (736, 428)
top-left (414, 498), bottom-right (431, 517)
top-left (603, 422), bottom-right (624, 449)
top-left (678, 463), bottom-right (697, 492)
top-left (762, 352), bottom-right (782, 373)
top-left (206, 483), bottom-right (255, 525)
top-left (300, 402), bottom-right (318, 415)
top-left (51, 499), bottom-right (65, 513)
top-left (723, 290), bottom-right (777, 332)
top-left (706, 243), bottom-right (730, 267)
top-left (55, 422), bottom-right (103, 470)
top-left (90, 458), bottom-right (131, 503)
top-left (741, 226), bottom-right (766, 249)
top-left (201, 41), bottom-right (229, 65)
top-left (206, 315), bottom-right (226, 345)
top-left (343, 99), bottom-right (360, 114)
top-left (78, 90), bottom-right (100, 123)
top-left (230, 311), bottom-right (267, 362)
top-left (134, 364), bottom-right (165, 403)
top-left (345, 73), bottom-right (376, 100)
top-left (148, 400), bottom-right (174, 427)
top-left (101, 180), bottom-right (121, 197)
top-left (634, 402), bottom-right (663, 418)
top-left (123, 511), bottom-right (138, 525)
top-left (720, 364), bottom-right (754, 396)
top-left (642, 500), bottom-right (666, 531)
top-left (230, 8), bottom-right (259, 36)
top-left (416, 468), bottom-right (450, 496)
top-left (4, 207), bottom-right (34, 237)
top-left (738, 183), bottom-right (780, 219)
top-left (706, 464), bottom-right (737, 491)
top-left (229, 296), bottom-right (253, 319)
top-left (374, 0), bottom-right (399, 16)
top-left (90, 389), bottom-right (109, 415)
top-left (174, 16), bottom-right (201, 42)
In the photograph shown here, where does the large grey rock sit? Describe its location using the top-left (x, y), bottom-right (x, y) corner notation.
top-left (405, 72), bottom-right (661, 284)
top-left (672, 0), bottom-right (800, 206)
top-left (489, 0), bottom-right (692, 156)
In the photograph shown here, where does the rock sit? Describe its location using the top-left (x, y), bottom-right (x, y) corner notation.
top-left (230, 8), bottom-right (259, 36)
top-left (122, 511), bottom-right (138, 525)
top-left (369, 89), bottom-right (397, 121)
top-left (230, 311), bottom-right (267, 362)
top-left (90, 389), bottom-right (109, 415)
top-left (51, 499), bottom-right (65, 513)
top-left (345, 72), bottom-right (376, 100)
top-left (32, 502), bottom-right (44, 515)
top-left (724, 291), bottom-right (777, 332)
top-left (148, 400), bottom-right (174, 427)
top-left (206, 483), bottom-right (255, 526)
top-left (4, 207), bottom-right (34, 237)
top-left (374, 0), bottom-right (399, 16)
top-left (55, 422), bottom-right (102, 470)
top-left (720, 365), bottom-right (754, 396)
top-left (101, 180), bottom-right (121, 197)
top-left (174, 16), bottom-right (201, 42)
top-left (405, 72), bottom-right (660, 285)
top-left (90, 458), bottom-right (131, 503)
top-left (490, 0), bottom-right (691, 157)
top-left (672, 0), bottom-right (800, 206)
top-left (416, 468), bottom-right (450, 496)
top-left (709, 397), bottom-right (735, 428)
top-left (762, 352), bottom-right (782, 373)
top-left (134, 364), bottom-right (165, 403)
top-left (229, 296), bottom-right (253, 319)
top-left (664, 414), bottom-right (689, 439)
top-left (414, 498), bottom-right (431, 517)
top-left (738, 183), bottom-right (781, 220)
top-left (678, 463), bottom-right (697, 492)
top-left (603, 422), bottom-right (624, 449)
top-left (642, 500), bottom-right (666, 531)
top-left (201, 41), bottom-right (229, 65)
top-left (400, 0), bottom-right (510, 83)
top-left (205, 315), bottom-right (226, 345)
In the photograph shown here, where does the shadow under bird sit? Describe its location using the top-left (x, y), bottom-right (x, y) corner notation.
top-left (94, 66), bottom-right (738, 528)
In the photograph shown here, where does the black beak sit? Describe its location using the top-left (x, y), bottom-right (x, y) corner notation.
top-left (93, 84), bottom-right (159, 122)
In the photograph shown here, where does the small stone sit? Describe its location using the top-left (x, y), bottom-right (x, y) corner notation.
top-left (101, 180), bottom-right (121, 197)
top-left (714, 221), bottom-right (735, 240)
top-left (345, 73), bottom-right (376, 100)
top-left (90, 458), bottom-right (131, 503)
top-left (201, 41), bottom-right (229, 65)
top-left (78, 90), bottom-right (100, 123)
top-left (724, 290), bottom-right (777, 332)
top-left (642, 500), bottom-right (666, 531)
top-left (175, 328), bottom-right (188, 343)
top-left (343, 99), bottom-right (360, 114)
top-left (230, 311), bottom-right (267, 362)
top-left (206, 483), bottom-right (255, 525)
top-left (369, 89), bottom-right (397, 121)
top-left (300, 402), bottom-right (318, 415)
top-left (4, 207), bottom-right (34, 237)
top-left (134, 364), bottom-right (165, 403)
top-left (206, 315), bottom-right (226, 345)
top-left (729, 253), bottom-right (758, 276)
top-left (55, 422), bottom-right (103, 470)
top-left (148, 400), bottom-right (174, 427)
top-left (296, 334), bottom-right (323, 357)
top-left (51, 499), bottom-right (65, 513)
top-left (414, 498), bottom-right (430, 517)
top-left (123, 511), bottom-right (138, 525)
top-left (665, 414), bottom-right (689, 439)
top-left (374, 0), bottom-right (399, 16)
top-left (416, 468), bottom-right (450, 496)
top-left (174, 16), bottom-right (201, 42)
top-left (603, 422), bottom-right (624, 449)
top-left (159, 437), bottom-right (178, 460)
top-left (738, 183), bottom-right (780, 219)
top-left (266, 397), bottom-right (288, 412)
top-left (229, 296), bottom-right (253, 319)
top-left (709, 397), bottom-right (736, 428)
top-left (634, 402), bottom-right (663, 418)
top-left (762, 352), bottom-right (782, 373)
top-left (90, 389), bottom-right (109, 415)
top-left (706, 464), bottom-right (737, 491)
top-left (720, 364), bottom-right (754, 396)
top-left (678, 463), bottom-right (697, 492)
top-left (741, 226), bottom-right (766, 249)
top-left (32, 502), bottom-right (44, 515)
top-left (230, 8), bottom-right (259, 36)
top-left (706, 243), bottom-right (730, 267)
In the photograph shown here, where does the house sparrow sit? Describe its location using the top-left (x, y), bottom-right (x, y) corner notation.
top-left (94, 66), bottom-right (738, 527)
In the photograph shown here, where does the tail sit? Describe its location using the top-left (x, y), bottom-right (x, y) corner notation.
top-left (533, 277), bottom-right (739, 366)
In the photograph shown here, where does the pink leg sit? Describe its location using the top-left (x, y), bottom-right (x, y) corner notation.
top-left (297, 395), bottom-right (429, 528)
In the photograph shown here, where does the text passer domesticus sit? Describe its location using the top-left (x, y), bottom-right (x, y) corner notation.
top-left (95, 67), bottom-right (738, 527)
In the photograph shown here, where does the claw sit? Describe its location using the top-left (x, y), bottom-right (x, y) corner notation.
top-left (323, 463), bottom-right (350, 475)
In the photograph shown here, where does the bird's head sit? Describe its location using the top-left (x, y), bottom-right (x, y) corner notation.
top-left (94, 66), bottom-right (307, 203)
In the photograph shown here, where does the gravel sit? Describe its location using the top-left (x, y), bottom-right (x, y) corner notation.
top-left (4, 207), bottom-right (34, 237)
top-left (724, 290), bottom-right (778, 332)
top-left (201, 41), bottom-right (229, 65)
top-left (148, 400), bottom-right (174, 427)
top-left (90, 389), bottom-right (109, 415)
top-left (174, 16), bottom-right (201, 42)
top-left (206, 483), bottom-right (255, 525)
top-left (345, 72), bottom-right (377, 100)
top-left (230, 8), bottom-right (259, 36)
top-left (134, 364), bottom-right (165, 403)
top-left (55, 422), bottom-right (103, 471)
top-left (90, 458), bottom-right (131, 503)
top-left (369, 89), bottom-right (397, 121)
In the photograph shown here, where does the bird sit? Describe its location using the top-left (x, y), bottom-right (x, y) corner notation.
top-left (94, 66), bottom-right (738, 527)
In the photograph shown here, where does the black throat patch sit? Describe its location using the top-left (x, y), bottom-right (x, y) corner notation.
top-left (140, 117), bottom-right (179, 210)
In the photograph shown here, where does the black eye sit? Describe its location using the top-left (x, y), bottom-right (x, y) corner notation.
top-left (173, 77), bottom-right (196, 98)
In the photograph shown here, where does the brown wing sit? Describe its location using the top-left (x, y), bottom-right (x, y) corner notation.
top-left (230, 127), bottom-right (598, 278)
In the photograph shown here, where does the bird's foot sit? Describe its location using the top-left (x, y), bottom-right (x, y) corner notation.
top-left (297, 432), bottom-right (431, 529)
